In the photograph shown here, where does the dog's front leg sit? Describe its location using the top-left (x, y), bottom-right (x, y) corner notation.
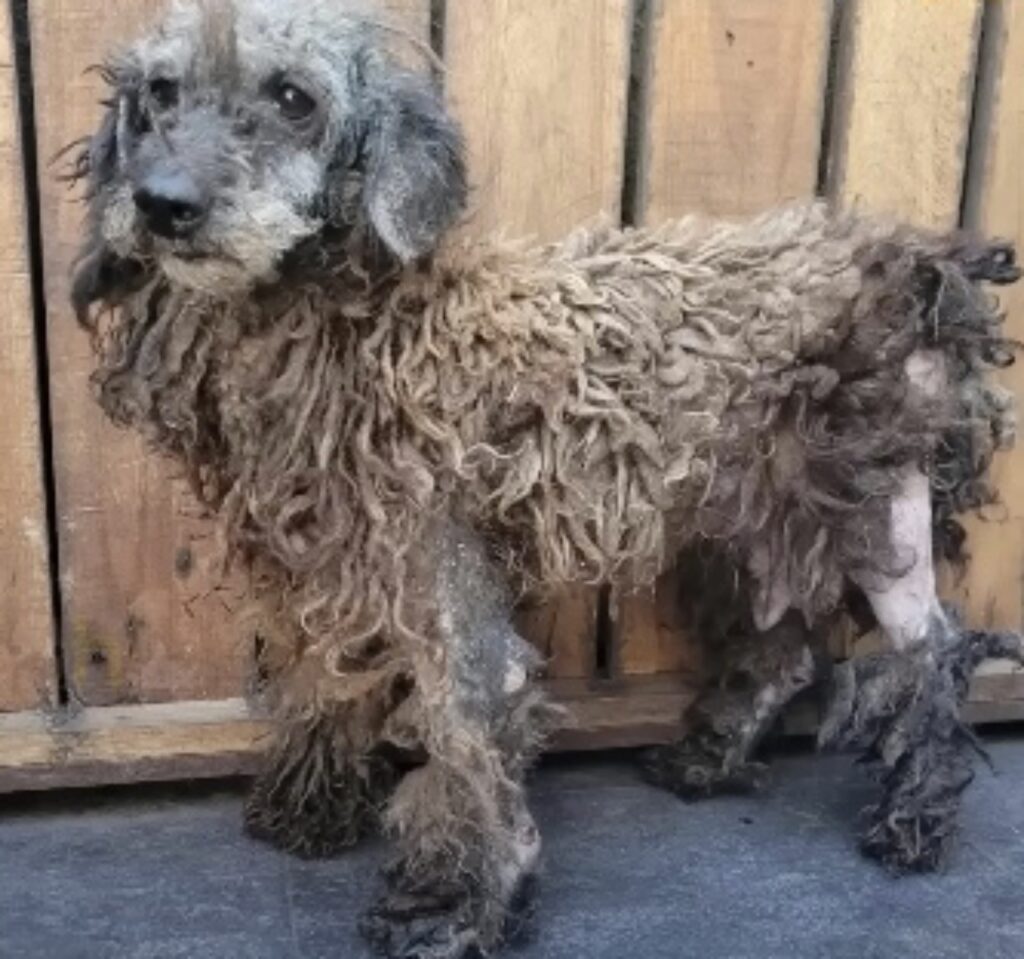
top-left (823, 462), bottom-right (1023, 871)
top-left (361, 525), bottom-right (556, 959)
top-left (244, 678), bottom-right (403, 858)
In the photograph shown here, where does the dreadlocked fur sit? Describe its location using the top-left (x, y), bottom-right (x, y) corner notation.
top-left (71, 1), bottom-right (1022, 955)
top-left (86, 206), bottom-right (1018, 630)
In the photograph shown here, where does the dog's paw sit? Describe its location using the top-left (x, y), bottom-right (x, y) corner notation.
top-left (642, 740), bottom-right (767, 801)
top-left (243, 782), bottom-right (371, 858)
top-left (361, 882), bottom-right (484, 959)
top-left (817, 618), bottom-right (1002, 873)
top-left (360, 866), bottom-right (535, 959)
top-left (858, 734), bottom-right (976, 875)
top-left (243, 755), bottom-right (394, 858)
top-left (860, 805), bottom-right (958, 874)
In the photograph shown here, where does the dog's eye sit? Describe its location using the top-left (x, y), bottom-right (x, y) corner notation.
top-left (271, 81), bottom-right (317, 122)
top-left (148, 78), bottom-right (179, 111)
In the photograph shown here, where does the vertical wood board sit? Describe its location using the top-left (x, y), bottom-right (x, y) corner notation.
top-left (643, 0), bottom-right (832, 224)
top-left (30, 0), bottom-right (243, 706)
top-left (445, 0), bottom-right (633, 676)
top-left (829, 0), bottom-right (983, 228)
top-left (28, 0), bottom-right (427, 705)
top-left (0, 3), bottom-right (56, 711)
top-left (953, 0), bottom-right (1024, 636)
top-left (827, 0), bottom-right (986, 661)
top-left (445, 0), bottom-right (632, 241)
top-left (619, 0), bottom-right (832, 676)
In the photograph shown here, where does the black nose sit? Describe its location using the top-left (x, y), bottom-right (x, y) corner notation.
top-left (133, 168), bottom-right (209, 238)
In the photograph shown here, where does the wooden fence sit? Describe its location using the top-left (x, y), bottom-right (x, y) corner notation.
top-left (2, 0), bottom-right (1024, 791)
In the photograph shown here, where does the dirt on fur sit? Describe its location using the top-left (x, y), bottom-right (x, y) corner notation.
top-left (820, 617), bottom-right (1024, 871)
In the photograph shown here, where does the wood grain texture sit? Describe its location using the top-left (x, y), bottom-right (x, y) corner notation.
top-left (514, 590), bottom-right (597, 680)
top-left (0, 680), bottom-right (694, 791)
top-left (30, 0), bottom-right (243, 706)
top-left (827, 0), bottom-right (994, 670)
top-left (445, 0), bottom-right (633, 677)
top-left (618, 0), bottom-right (831, 677)
top-left (830, 0), bottom-right (983, 228)
top-left (611, 578), bottom-right (693, 677)
top-left (827, 0), bottom-right (1024, 707)
top-left (3, 671), bottom-right (1018, 791)
top-left (0, 5), bottom-right (56, 711)
top-left (643, 0), bottom-right (832, 224)
top-left (444, 0), bottom-right (631, 240)
top-left (951, 0), bottom-right (1024, 658)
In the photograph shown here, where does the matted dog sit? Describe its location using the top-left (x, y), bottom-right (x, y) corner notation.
top-left (70, 1), bottom-right (1023, 955)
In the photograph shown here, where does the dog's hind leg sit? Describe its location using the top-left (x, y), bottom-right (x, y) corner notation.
top-left (644, 610), bottom-right (822, 799)
top-left (821, 460), bottom-right (1024, 871)
top-left (361, 524), bottom-right (557, 959)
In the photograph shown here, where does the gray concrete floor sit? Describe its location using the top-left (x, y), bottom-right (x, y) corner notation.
top-left (3, 738), bottom-right (1024, 959)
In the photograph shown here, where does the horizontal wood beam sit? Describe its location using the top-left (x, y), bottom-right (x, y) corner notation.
top-left (0, 678), bottom-right (697, 793)
top-left (3, 666), bottom-right (1022, 794)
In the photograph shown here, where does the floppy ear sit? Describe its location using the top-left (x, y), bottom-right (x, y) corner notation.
top-left (69, 89), bottom-right (147, 323)
top-left (361, 72), bottom-right (467, 261)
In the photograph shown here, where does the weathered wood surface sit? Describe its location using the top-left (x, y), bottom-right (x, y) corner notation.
top-left (4, 671), bottom-right (1018, 792)
top-left (446, 0), bottom-right (633, 678)
top-left (0, 679), bottom-right (695, 792)
top-left (2, 0), bottom-right (1024, 791)
top-left (615, 0), bottom-right (832, 678)
top-left (445, 0), bottom-right (631, 240)
top-left (952, 0), bottom-right (1024, 697)
top-left (0, 4), bottom-right (56, 711)
top-left (829, 0), bottom-right (983, 228)
top-left (29, 0), bottom-right (245, 706)
top-left (27, 0), bottom-right (432, 707)
top-left (643, 0), bottom-right (833, 224)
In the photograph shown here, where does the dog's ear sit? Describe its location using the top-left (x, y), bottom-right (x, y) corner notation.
top-left (69, 90), bottom-right (148, 322)
top-left (71, 231), bottom-right (147, 324)
top-left (359, 70), bottom-right (467, 261)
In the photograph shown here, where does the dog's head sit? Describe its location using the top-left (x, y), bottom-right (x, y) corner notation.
top-left (71, 0), bottom-right (466, 314)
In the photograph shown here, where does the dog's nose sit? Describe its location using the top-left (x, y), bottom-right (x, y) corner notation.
top-left (133, 169), bottom-right (209, 239)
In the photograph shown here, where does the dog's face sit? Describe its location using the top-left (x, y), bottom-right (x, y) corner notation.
top-left (71, 0), bottom-right (466, 312)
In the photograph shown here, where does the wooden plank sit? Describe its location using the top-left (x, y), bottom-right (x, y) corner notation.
top-left (514, 590), bottom-right (598, 680)
top-left (643, 0), bottom-right (832, 224)
top-left (825, 0), bottom-right (985, 668)
top-left (618, 0), bottom-right (831, 677)
top-left (0, 4), bottom-right (56, 711)
top-left (0, 680), bottom-right (694, 791)
top-left (444, 0), bottom-right (633, 677)
top-left (951, 0), bottom-right (1024, 689)
top-left (783, 668), bottom-right (1024, 735)
top-left (4, 669), bottom-right (1020, 792)
top-left (444, 0), bottom-right (631, 240)
top-left (28, 2), bottom-right (431, 706)
top-left (30, 0), bottom-right (242, 706)
top-left (0, 699), bottom-right (267, 792)
top-left (823, 0), bottom-right (1024, 708)
top-left (611, 577), bottom-right (694, 677)
top-left (380, 0), bottom-right (432, 40)
top-left (829, 0), bottom-right (983, 228)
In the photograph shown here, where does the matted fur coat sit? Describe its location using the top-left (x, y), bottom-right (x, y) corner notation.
top-left (84, 202), bottom-right (1016, 736)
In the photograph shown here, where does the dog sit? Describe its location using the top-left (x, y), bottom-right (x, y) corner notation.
top-left (69, 1), bottom-right (1023, 955)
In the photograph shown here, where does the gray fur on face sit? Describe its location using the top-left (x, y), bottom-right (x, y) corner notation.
top-left (72, 0), bottom-right (466, 308)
